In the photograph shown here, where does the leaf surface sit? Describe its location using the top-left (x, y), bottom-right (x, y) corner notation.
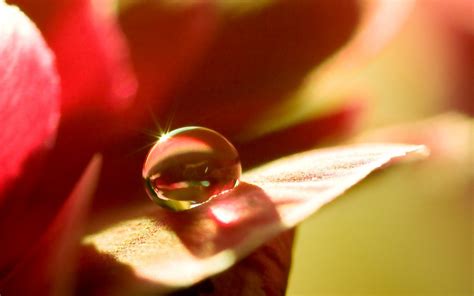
top-left (82, 144), bottom-right (426, 293)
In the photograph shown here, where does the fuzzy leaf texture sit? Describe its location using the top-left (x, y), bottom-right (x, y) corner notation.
top-left (82, 144), bottom-right (427, 294)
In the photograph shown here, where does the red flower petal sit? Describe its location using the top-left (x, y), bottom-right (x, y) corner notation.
top-left (237, 101), bottom-right (363, 168)
top-left (424, 0), bottom-right (474, 115)
top-left (0, 2), bottom-right (59, 203)
top-left (0, 2), bottom-right (137, 272)
top-left (118, 0), bottom-right (217, 120)
top-left (10, 0), bottom-right (137, 115)
top-left (81, 144), bottom-right (426, 293)
top-left (119, 0), bottom-right (359, 135)
top-left (246, 0), bottom-right (415, 138)
top-left (0, 155), bottom-right (101, 294)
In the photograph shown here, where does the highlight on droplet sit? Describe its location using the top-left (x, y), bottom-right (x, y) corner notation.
top-left (143, 126), bottom-right (242, 211)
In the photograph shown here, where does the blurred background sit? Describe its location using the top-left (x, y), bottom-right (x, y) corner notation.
top-left (287, 1), bottom-right (472, 295)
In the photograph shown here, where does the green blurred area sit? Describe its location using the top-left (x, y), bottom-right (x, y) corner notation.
top-left (288, 155), bottom-right (472, 295)
top-left (287, 4), bottom-right (472, 295)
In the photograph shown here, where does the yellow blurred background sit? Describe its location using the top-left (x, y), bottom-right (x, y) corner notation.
top-left (287, 2), bottom-right (473, 295)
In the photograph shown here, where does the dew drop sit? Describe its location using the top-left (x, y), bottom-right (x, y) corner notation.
top-left (143, 126), bottom-right (242, 211)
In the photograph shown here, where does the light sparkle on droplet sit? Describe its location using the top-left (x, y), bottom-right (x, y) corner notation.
top-left (143, 126), bottom-right (242, 211)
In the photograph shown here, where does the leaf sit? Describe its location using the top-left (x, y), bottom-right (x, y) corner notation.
top-left (0, 155), bottom-right (102, 295)
top-left (81, 144), bottom-right (426, 294)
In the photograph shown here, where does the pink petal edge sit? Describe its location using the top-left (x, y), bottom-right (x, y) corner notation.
top-left (0, 1), bottom-right (60, 201)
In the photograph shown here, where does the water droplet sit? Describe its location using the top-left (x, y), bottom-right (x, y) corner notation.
top-left (143, 126), bottom-right (242, 211)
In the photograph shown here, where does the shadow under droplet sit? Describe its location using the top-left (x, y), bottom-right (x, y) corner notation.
top-left (153, 182), bottom-right (283, 258)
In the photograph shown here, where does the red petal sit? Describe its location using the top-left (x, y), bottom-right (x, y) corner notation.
top-left (0, 2), bottom-right (59, 203)
top-left (118, 0), bottom-right (217, 120)
top-left (0, 2), bottom-right (137, 272)
top-left (237, 101), bottom-right (363, 168)
top-left (10, 0), bottom-right (137, 115)
top-left (424, 0), bottom-right (474, 114)
top-left (0, 155), bottom-right (101, 294)
top-left (119, 0), bottom-right (359, 135)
